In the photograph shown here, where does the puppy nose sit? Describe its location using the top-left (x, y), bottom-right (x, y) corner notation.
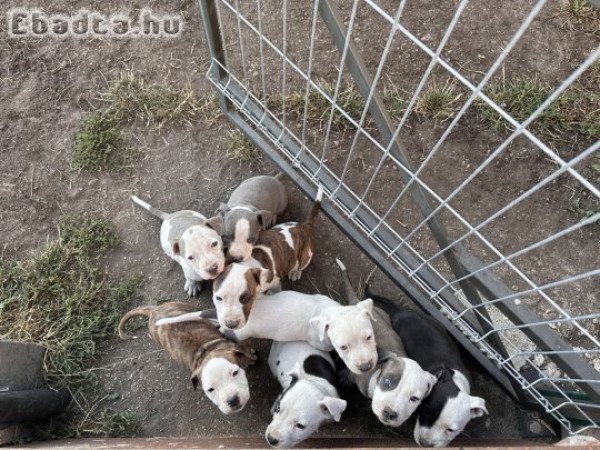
top-left (225, 319), bottom-right (240, 329)
top-left (267, 435), bottom-right (279, 446)
top-left (359, 361), bottom-right (373, 372)
top-left (418, 438), bottom-right (433, 447)
top-left (382, 407), bottom-right (398, 421)
top-left (227, 395), bottom-right (240, 409)
top-left (208, 264), bottom-right (219, 275)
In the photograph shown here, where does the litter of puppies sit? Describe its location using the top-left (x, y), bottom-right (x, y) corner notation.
top-left (121, 175), bottom-right (487, 447)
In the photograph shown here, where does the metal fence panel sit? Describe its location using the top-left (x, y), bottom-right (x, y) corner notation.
top-left (198, 0), bottom-right (600, 435)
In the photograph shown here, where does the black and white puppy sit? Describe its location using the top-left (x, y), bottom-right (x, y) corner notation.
top-left (266, 341), bottom-right (347, 448)
top-left (370, 288), bottom-right (488, 448)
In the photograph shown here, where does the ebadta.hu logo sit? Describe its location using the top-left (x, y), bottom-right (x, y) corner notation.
top-left (7, 8), bottom-right (183, 38)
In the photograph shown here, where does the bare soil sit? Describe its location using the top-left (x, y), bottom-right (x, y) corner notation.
top-left (1, 0), bottom-right (597, 442)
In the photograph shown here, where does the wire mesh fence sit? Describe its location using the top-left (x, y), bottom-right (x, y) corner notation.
top-left (198, 0), bottom-right (600, 436)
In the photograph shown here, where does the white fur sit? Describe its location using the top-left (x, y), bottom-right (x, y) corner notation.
top-left (266, 341), bottom-right (346, 448)
top-left (226, 291), bottom-right (378, 375)
top-left (274, 223), bottom-right (296, 250)
top-left (200, 357), bottom-right (250, 415)
top-left (368, 358), bottom-right (438, 427)
top-left (229, 218), bottom-right (254, 261)
top-left (414, 370), bottom-right (488, 447)
top-left (160, 212), bottom-right (225, 289)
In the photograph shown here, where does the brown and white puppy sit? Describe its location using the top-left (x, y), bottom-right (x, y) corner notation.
top-left (118, 301), bottom-right (256, 414)
top-left (212, 188), bottom-right (323, 330)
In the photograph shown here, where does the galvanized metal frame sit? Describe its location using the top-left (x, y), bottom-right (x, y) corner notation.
top-left (198, 0), bottom-right (600, 436)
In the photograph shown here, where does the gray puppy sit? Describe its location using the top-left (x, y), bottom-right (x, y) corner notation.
top-left (207, 175), bottom-right (287, 262)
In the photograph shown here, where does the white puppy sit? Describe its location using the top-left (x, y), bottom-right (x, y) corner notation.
top-left (266, 341), bottom-right (347, 448)
top-left (131, 195), bottom-right (225, 296)
top-left (156, 291), bottom-right (379, 375)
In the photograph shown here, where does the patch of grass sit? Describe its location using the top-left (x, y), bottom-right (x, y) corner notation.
top-left (73, 73), bottom-right (222, 172)
top-left (478, 76), bottom-right (565, 134)
top-left (0, 215), bottom-right (142, 438)
top-left (415, 80), bottom-right (462, 122)
top-left (382, 84), bottom-right (408, 121)
top-left (564, 0), bottom-right (600, 33)
top-left (101, 72), bottom-right (220, 128)
top-left (72, 111), bottom-right (125, 172)
top-left (284, 81), bottom-right (365, 130)
top-left (226, 129), bottom-right (261, 162)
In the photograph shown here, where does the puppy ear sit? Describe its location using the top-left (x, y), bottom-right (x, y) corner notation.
top-left (357, 298), bottom-right (376, 321)
top-left (469, 396), bottom-right (488, 418)
top-left (319, 397), bottom-right (347, 422)
top-left (309, 316), bottom-right (330, 342)
top-left (377, 350), bottom-right (397, 363)
top-left (234, 346), bottom-right (257, 367)
top-left (255, 210), bottom-right (275, 229)
top-left (287, 361), bottom-right (303, 382)
top-left (426, 371), bottom-right (439, 396)
top-left (217, 203), bottom-right (231, 214)
top-left (259, 269), bottom-right (274, 288)
top-left (205, 216), bottom-right (224, 234)
top-left (171, 240), bottom-right (181, 255)
top-left (191, 374), bottom-right (200, 390)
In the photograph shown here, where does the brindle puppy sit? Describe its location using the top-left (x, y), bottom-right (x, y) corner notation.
top-left (118, 301), bottom-right (256, 414)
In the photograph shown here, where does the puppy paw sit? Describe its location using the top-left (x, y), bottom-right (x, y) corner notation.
top-left (289, 270), bottom-right (302, 281)
top-left (184, 279), bottom-right (202, 296)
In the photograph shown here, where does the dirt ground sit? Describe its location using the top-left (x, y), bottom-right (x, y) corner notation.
top-left (1, 0), bottom-right (597, 443)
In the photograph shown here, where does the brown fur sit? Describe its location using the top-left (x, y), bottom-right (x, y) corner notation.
top-left (118, 302), bottom-right (256, 384)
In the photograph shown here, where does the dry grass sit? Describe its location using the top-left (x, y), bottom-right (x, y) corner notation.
top-left (564, 0), bottom-right (600, 34)
top-left (72, 72), bottom-right (222, 172)
top-left (0, 215), bottom-right (142, 439)
top-left (226, 129), bottom-right (262, 162)
top-left (415, 80), bottom-right (462, 122)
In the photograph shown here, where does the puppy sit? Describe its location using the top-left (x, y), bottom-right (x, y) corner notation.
top-left (372, 292), bottom-right (488, 447)
top-left (156, 290), bottom-right (379, 375)
top-left (211, 188), bottom-right (322, 330)
top-left (266, 341), bottom-right (347, 448)
top-left (118, 301), bottom-right (256, 414)
top-left (131, 195), bottom-right (225, 296)
top-left (336, 259), bottom-right (437, 427)
top-left (208, 175), bottom-right (288, 262)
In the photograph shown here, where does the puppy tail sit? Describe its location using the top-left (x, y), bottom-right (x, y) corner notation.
top-left (305, 187), bottom-right (324, 226)
top-left (336, 258), bottom-right (360, 305)
top-left (118, 305), bottom-right (155, 340)
top-left (131, 195), bottom-right (168, 221)
top-left (154, 310), bottom-right (208, 326)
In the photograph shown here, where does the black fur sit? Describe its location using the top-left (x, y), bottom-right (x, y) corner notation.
top-left (303, 354), bottom-right (337, 388)
top-left (271, 373), bottom-right (298, 415)
top-left (367, 285), bottom-right (473, 427)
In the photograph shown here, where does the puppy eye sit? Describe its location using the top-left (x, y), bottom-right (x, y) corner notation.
top-left (215, 296), bottom-right (223, 302)
top-left (446, 428), bottom-right (456, 433)
top-left (187, 255), bottom-right (194, 260)
top-left (239, 294), bottom-right (249, 304)
top-left (365, 335), bottom-right (372, 341)
top-left (296, 423), bottom-right (305, 430)
top-left (382, 377), bottom-right (392, 388)
top-left (246, 238), bottom-right (253, 244)
top-left (207, 388), bottom-right (214, 393)
top-left (232, 369), bottom-right (239, 377)
top-left (410, 396), bottom-right (420, 402)
top-left (339, 345), bottom-right (348, 351)
top-left (211, 241), bottom-right (218, 248)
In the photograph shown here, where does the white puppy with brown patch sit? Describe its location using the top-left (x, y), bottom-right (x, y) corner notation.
top-left (266, 341), bottom-right (347, 448)
top-left (156, 290), bottom-right (379, 375)
top-left (211, 188), bottom-right (322, 330)
top-left (131, 196), bottom-right (226, 296)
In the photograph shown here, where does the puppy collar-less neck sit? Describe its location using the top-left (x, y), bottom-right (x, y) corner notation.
top-left (231, 205), bottom-right (255, 212)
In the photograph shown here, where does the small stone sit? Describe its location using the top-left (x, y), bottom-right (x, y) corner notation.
top-left (529, 421), bottom-right (542, 434)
